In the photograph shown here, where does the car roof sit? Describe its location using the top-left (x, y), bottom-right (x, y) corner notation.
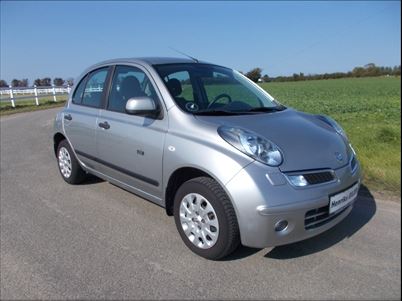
top-left (93, 57), bottom-right (211, 68)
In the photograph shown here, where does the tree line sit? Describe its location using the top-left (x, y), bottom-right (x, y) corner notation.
top-left (242, 63), bottom-right (401, 83)
top-left (0, 77), bottom-right (74, 88)
top-left (1, 63), bottom-right (400, 87)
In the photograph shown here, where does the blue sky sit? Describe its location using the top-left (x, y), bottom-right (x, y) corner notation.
top-left (0, 1), bottom-right (400, 83)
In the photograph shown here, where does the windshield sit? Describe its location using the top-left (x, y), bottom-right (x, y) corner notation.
top-left (153, 63), bottom-right (285, 115)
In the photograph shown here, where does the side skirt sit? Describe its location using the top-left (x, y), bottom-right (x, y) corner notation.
top-left (82, 165), bottom-right (165, 208)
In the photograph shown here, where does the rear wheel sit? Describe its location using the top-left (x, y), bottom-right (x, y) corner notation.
top-left (57, 140), bottom-right (86, 184)
top-left (174, 177), bottom-right (240, 260)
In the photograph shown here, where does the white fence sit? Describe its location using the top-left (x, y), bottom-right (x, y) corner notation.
top-left (0, 85), bottom-right (72, 108)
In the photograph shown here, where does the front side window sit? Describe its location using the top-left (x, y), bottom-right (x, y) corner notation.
top-left (107, 65), bottom-right (158, 113)
top-left (82, 68), bottom-right (109, 108)
top-left (154, 63), bottom-right (285, 115)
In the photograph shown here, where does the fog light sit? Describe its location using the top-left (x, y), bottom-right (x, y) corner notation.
top-left (275, 220), bottom-right (288, 232)
top-left (288, 175), bottom-right (308, 187)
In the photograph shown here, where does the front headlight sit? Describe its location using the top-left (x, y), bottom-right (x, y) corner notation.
top-left (218, 126), bottom-right (283, 166)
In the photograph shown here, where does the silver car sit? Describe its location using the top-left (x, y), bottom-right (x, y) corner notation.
top-left (53, 57), bottom-right (361, 259)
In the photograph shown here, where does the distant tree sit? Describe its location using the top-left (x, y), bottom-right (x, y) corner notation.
top-left (0, 80), bottom-right (8, 87)
top-left (364, 63), bottom-right (380, 76)
top-left (270, 63), bottom-right (400, 82)
top-left (34, 78), bottom-right (41, 86)
top-left (40, 77), bottom-right (51, 86)
top-left (53, 78), bottom-right (65, 86)
top-left (11, 79), bottom-right (20, 87)
top-left (323, 73), bottom-right (331, 80)
top-left (262, 74), bottom-right (270, 82)
top-left (364, 63), bottom-right (376, 69)
top-left (20, 78), bottom-right (28, 87)
top-left (352, 67), bottom-right (365, 77)
top-left (245, 68), bottom-right (262, 83)
top-left (66, 78), bottom-right (74, 86)
top-left (384, 66), bottom-right (393, 75)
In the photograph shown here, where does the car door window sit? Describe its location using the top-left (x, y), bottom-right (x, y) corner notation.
top-left (72, 76), bottom-right (87, 104)
top-left (107, 65), bottom-right (158, 113)
top-left (82, 68), bottom-right (108, 108)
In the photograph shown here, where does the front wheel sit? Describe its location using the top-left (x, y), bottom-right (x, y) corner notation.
top-left (173, 177), bottom-right (240, 260)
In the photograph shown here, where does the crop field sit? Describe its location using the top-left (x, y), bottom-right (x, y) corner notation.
top-left (261, 77), bottom-right (401, 196)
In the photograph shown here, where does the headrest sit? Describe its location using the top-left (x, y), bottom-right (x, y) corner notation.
top-left (166, 78), bottom-right (182, 97)
top-left (120, 76), bottom-right (142, 99)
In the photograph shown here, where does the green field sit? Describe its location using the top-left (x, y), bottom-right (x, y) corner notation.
top-left (260, 77), bottom-right (401, 196)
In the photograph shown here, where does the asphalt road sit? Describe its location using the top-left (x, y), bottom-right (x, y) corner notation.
top-left (1, 108), bottom-right (401, 300)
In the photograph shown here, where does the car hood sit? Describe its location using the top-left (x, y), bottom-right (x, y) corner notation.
top-left (195, 109), bottom-right (352, 172)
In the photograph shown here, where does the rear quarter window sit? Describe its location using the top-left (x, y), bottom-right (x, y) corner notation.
top-left (72, 76), bottom-right (87, 104)
top-left (82, 68), bottom-right (109, 108)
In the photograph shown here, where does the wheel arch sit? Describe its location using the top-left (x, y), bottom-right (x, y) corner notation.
top-left (165, 167), bottom-right (216, 216)
top-left (53, 132), bottom-right (67, 156)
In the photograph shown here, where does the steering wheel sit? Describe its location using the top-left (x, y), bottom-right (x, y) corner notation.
top-left (207, 93), bottom-right (232, 109)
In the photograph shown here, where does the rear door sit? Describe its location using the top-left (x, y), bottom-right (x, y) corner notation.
top-left (63, 67), bottom-right (110, 169)
top-left (96, 65), bottom-right (168, 203)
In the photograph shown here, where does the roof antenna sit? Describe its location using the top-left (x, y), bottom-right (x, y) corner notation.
top-left (169, 47), bottom-right (199, 63)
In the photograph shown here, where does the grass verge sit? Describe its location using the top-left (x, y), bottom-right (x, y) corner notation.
top-left (0, 97), bottom-right (67, 116)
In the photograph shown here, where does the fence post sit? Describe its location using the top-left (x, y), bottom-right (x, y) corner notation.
top-left (9, 85), bottom-right (15, 108)
top-left (34, 85), bottom-right (39, 105)
top-left (52, 84), bottom-right (57, 102)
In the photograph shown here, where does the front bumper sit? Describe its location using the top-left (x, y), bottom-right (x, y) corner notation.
top-left (225, 160), bottom-right (361, 248)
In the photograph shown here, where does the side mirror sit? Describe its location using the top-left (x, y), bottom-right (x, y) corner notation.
top-left (125, 96), bottom-right (159, 117)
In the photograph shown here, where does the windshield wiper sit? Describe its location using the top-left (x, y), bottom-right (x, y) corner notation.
top-left (193, 109), bottom-right (247, 116)
top-left (193, 105), bottom-right (286, 116)
top-left (246, 105), bottom-right (287, 113)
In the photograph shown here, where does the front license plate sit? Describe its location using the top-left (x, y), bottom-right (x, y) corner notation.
top-left (329, 182), bottom-right (359, 214)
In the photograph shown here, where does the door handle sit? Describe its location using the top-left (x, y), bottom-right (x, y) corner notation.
top-left (64, 114), bottom-right (72, 121)
top-left (98, 121), bottom-right (110, 130)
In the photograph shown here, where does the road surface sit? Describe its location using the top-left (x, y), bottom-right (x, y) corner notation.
top-left (1, 108), bottom-right (400, 300)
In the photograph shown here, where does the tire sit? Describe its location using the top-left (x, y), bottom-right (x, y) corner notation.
top-left (56, 139), bottom-right (86, 184)
top-left (173, 176), bottom-right (240, 260)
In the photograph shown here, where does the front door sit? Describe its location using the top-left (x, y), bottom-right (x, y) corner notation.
top-left (96, 65), bottom-right (167, 203)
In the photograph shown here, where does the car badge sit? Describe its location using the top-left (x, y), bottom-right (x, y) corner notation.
top-left (335, 152), bottom-right (343, 162)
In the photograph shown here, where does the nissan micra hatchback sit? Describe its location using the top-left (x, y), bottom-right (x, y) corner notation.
top-left (54, 57), bottom-right (361, 259)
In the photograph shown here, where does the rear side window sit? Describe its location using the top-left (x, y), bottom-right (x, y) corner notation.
top-left (82, 68), bottom-right (109, 108)
top-left (72, 76), bottom-right (87, 104)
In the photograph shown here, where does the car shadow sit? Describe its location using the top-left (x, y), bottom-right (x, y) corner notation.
top-left (80, 174), bottom-right (104, 185)
top-left (221, 245), bottom-right (262, 261)
top-left (222, 184), bottom-right (376, 261)
top-left (265, 184), bottom-right (376, 259)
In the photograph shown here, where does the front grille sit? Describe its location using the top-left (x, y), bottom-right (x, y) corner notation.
top-left (302, 171), bottom-right (335, 185)
top-left (304, 204), bottom-right (350, 230)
